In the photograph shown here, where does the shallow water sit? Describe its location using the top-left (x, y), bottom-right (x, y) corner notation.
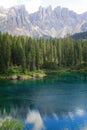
top-left (0, 72), bottom-right (87, 130)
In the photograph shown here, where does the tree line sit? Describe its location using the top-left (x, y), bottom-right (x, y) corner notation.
top-left (0, 32), bottom-right (87, 73)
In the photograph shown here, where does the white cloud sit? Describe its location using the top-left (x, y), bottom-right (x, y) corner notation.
top-left (26, 110), bottom-right (45, 130)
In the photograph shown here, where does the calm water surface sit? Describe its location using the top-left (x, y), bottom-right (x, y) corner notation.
top-left (0, 72), bottom-right (87, 130)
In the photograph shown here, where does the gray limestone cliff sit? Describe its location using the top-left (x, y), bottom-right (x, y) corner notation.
top-left (0, 5), bottom-right (87, 37)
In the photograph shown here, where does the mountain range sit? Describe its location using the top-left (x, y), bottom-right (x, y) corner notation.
top-left (72, 31), bottom-right (87, 39)
top-left (0, 5), bottom-right (87, 37)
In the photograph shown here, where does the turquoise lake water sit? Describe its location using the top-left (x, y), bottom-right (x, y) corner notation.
top-left (0, 72), bottom-right (87, 130)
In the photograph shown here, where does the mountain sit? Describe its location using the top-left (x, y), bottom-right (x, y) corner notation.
top-left (72, 31), bottom-right (87, 39)
top-left (0, 5), bottom-right (87, 37)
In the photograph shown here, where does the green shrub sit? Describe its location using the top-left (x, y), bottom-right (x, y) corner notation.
top-left (0, 118), bottom-right (23, 130)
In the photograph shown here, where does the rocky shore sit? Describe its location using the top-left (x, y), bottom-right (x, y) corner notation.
top-left (0, 73), bottom-right (46, 80)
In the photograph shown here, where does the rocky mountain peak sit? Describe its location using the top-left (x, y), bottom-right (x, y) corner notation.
top-left (10, 5), bottom-right (25, 11)
top-left (0, 5), bottom-right (87, 37)
top-left (38, 5), bottom-right (52, 19)
top-left (8, 5), bottom-right (27, 16)
top-left (39, 5), bottom-right (52, 13)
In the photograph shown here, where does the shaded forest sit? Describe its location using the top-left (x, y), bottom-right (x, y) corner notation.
top-left (0, 32), bottom-right (87, 73)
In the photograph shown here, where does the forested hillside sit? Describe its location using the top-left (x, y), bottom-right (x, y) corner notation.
top-left (0, 33), bottom-right (87, 73)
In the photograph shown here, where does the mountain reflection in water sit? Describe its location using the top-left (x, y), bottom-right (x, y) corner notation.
top-left (0, 72), bottom-right (87, 130)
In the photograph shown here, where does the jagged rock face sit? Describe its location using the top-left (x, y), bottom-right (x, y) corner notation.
top-left (0, 5), bottom-right (87, 37)
top-left (29, 6), bottom-right (81, 37)
top-left (0, 5), bottom-right (33, 36)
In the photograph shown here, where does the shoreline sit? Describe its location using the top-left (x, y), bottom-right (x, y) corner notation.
top-left (0, 67), bottom-right (87, 80)
top-left (0, 71), bottom-right (46, 80)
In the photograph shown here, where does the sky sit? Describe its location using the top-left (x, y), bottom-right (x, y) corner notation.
top-left (0, 0), bottom-right (87, 14)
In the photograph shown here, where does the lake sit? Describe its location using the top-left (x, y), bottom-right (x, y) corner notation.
top-left (0, 72), bottom-right (87, 130)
